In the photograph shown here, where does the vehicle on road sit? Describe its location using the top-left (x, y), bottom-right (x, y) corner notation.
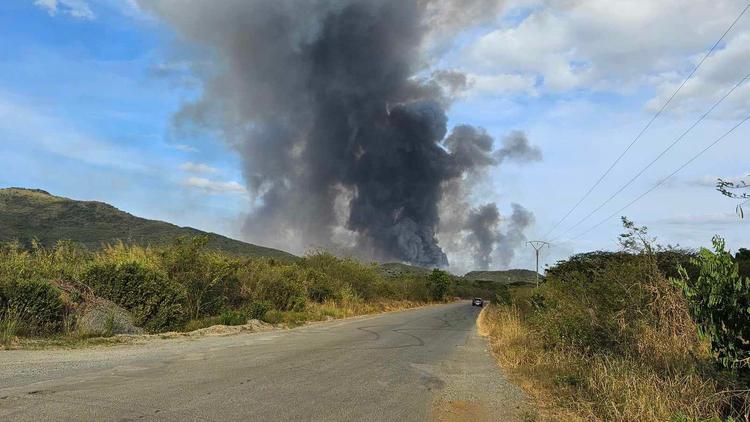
top-left (472, 298), bottom-right (484, 307)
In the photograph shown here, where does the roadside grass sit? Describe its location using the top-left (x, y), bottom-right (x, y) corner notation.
top-left (1, 308), bottom-right (21, 347)
top-left (479, 261), bottom-right (749, 421)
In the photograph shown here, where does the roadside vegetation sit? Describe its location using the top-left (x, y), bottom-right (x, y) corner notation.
top-left (0, 236), bottom-right (498, 348)
top-left (481, 218), bottom-right (750, 421)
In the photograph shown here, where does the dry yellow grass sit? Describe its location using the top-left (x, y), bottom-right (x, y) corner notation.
top-left (479, 304), bottom-right (743, 422)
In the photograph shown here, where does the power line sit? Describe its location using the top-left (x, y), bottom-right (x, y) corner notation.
top-left (569, 112), bottom-right (750, 241)
top-left (550, 70), bottom-right (750, 242)
top-left (543, 2), bottom-right (750, 240)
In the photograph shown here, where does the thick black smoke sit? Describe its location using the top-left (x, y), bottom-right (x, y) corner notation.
top-left (439, 128), bottom-right (541, 270)
top-left (140, 0), bottom-right (527, 267)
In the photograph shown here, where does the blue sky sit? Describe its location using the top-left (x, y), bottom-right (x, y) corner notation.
top-left (1, 0), bottom-right (749, 272)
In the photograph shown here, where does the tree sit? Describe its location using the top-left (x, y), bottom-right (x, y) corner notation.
top-left (717, 176), bottom-right (750, 218)
top-left (427, 269), bottom-right (451, 301)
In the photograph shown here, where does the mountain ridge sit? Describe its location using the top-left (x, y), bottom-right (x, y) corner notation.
top-left (0, 187), bottom-right (296, 260)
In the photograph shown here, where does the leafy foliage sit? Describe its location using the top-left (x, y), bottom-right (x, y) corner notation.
top-left (427, 269), bottom-right (451, 301)
top-left (675, 236), bottom-right (750, 370)
top-left (716, 176), bottom-right (749, 218)
top-left (159, 236), bottom-right (243, 318)
top-left (218, 309), bottom-right (247, 326)
top-left (493, 284), bottom-right (511, 305)
top-left (246, 301), bottom-right (272, 320)
top-left (82, 261), bottom-right (187, 332)
top-left (0, 278), bottom-right (66, 334)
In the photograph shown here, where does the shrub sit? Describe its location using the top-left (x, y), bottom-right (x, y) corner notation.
top-left (246, 301), bottom-right (272, 320)
top-left (1, 307), bottom-right (20, 346)
top-left (182, 316), bottom-right (221, 332)
top-left (82, 261), bottom-right (187, 332)
top-left (303, 252), bottom-right (383, 300)
top-left (251, 265), bottom-right (307, 311)
top-left (533, 250), bottom-right (697, 360)
top-left (675, 236), bottom-right (750, 370)
top-left (305, 270), bottom-right (336, 303)
top-left (218, 309), bottom-right (247, 326)
top-left (262, 309), bottom-right (283, 324)
top-left (493, 284), bottom-right (511, 305)
top-left (427, 269), bottom-right (451, 301)
top-left (159, 237), bottom-right (243, 319)
top-left (1, 278), bottom-right (66, 334)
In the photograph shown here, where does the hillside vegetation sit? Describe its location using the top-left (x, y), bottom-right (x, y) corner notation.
top-left (0, 235), bottom-right (498, 347)
top-left (464, 269), bottom-right (539, 285)
top-left (480, 220), bottom-right (750, 421)
top-left (0, 188), bottom-right (294, 260)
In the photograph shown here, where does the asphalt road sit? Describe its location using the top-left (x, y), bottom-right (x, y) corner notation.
top-left (0, 302), bottom-right (526, 421)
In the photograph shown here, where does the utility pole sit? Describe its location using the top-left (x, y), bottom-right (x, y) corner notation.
top-left (526, 241), bottom-right (550, 287)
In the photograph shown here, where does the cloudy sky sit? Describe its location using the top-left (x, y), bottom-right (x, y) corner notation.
top-left (1, 0), bottom-right (748, 272)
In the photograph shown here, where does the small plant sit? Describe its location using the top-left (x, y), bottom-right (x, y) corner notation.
top-left (1, 307), bottom-right (20, 347)
top-left (102, 310), bottom-right (118, 337)
top-left (246, 301), bottom-right (271, 320)
top-left (218, 309), bottom-right (247, 326)
top-left (675, 236), bottom-right (750, 370)
top-left (262, 309), bottom-right (283, 324)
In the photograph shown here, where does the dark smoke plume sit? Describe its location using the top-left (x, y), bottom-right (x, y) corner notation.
top-left (465, 203), bottom-right (500, 269)
top-left (463, 203), bottom-right (534, 270)
top-left (140, 0), bottom-right (525, 267)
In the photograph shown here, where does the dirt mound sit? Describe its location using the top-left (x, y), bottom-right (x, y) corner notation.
top-left (77, 299), bottom-right (144, 336)
top-left (51, 279), bottom-right (144, 336)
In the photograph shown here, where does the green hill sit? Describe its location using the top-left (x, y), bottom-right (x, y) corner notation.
top-left (0, 187), bottom-right (296, 260)
top-left (463, 269), bottom-right (540, 286)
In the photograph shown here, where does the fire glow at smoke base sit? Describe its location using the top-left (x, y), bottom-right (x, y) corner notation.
top-left (141, 0), bottom-right (541, 268)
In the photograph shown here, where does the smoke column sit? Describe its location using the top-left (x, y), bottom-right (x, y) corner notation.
top-left (140, 0), bottom-right (537, 268)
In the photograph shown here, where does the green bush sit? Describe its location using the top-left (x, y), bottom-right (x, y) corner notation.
top-left (251, 266), bottom-right (307, 311)
top-left (82, 261), bottom-right (187, 332)
top-left (0, 278), bottom-right (66, 334)
top-left (427, 269), bottom-right (451, 301)
top-left (493, 284), bottom-right (511, 305)
top-left (262, 309), bottom-right (283, 324)
top-left (305, 269), bottom-right (336, 303)
top-left (218, 309), bottom-right (247, 326)
top-left (246, 301), bottom-right (272, 320)
top-left (532, 253), bottom-right (667, 355)
top-left (159, 237), bottom-right (244, 319)
top-left (675, 236), bottom-right (750, 370)
top-left (303, 252), bottom-right (383, 300)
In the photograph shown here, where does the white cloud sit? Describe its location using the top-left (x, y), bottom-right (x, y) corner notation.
top-left (466, 73), bottom-right (537, 96)
top-left (463, 0), bottom-right (749, 96)
top-left (34, 0), bottom-right (95, 20)
top-left (183, 177), bottom-right (247, 195)
top-left (179, 162), bottom-right (218, 174)
top-left (647, 31), bottom-right (750, 118)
